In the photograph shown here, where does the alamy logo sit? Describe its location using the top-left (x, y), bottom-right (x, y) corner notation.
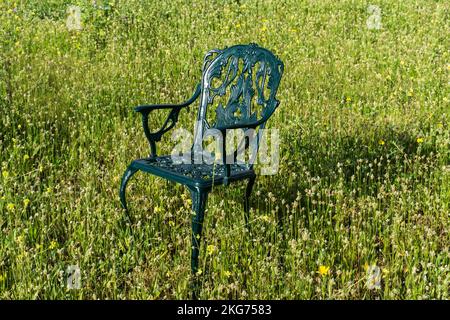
top-left (170, 126), bottom-right (280, 175)
top-left (66, 5), bottom-right (82, 31)
top-left (66, 265), bottom-right (81, 289)
top-left (366, 5), bottom-right (382, 30)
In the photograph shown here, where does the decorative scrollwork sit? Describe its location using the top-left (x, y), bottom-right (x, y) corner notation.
top-left (141, 156), bottom-right (251, 180)
top-left (198, 43), bottom-right (284, 132)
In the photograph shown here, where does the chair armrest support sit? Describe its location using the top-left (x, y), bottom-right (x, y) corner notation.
top-left (135, 83), bottom-right (201, 157)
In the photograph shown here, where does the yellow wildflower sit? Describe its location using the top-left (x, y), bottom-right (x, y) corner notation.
top-left (49, 240), bottom-right (58, 250)
top-left (378, 139), bottom-right (385, 146)
top-left (416, 137), bottom-right (424, 144)
top-left (224, 271), bottom-right (232, 278)
top-left (206, 244), bottom-right (216, 256)
top-left (23, 198), bottom-right (30, 208)
top-left (318, 265), bottom-right (330, 276)
top-left (6, 203), bottom-right (15, 212)
top-left (154, 206), bottom-right (162, 213)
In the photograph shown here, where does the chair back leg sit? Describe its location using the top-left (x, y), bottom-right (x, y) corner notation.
top-left (244, 176), bottom-right (256, 225)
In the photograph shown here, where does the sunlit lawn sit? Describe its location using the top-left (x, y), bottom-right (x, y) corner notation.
top-left (0, 0), bottom-right (448, 299)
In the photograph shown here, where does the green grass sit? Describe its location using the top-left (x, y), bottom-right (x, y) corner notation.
top-left (0, 0), bottom-right (449, 299)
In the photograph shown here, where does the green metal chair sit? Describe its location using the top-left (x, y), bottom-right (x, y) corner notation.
top-left (120, 43), bottom-right (284, 277)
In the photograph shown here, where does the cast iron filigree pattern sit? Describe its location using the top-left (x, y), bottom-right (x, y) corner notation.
top-left (141, 156), bottom-right (251, 180)
top-left (198, 43), bottom-right (284, 132)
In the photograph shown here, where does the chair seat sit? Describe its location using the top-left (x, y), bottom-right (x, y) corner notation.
top-left (132, 155), bottom-right (255, 188)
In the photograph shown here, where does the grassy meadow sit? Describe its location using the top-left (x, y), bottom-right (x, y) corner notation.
top-left (0, 0), bottom-right (449, 299)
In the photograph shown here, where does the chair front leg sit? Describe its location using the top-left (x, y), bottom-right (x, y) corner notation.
top-left (119, 164), bottom-right (139, 211)
top-left (189, 188), bottom-right (209, 276)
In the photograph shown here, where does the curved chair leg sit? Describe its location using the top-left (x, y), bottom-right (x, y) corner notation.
top-left (119, 164), bottom-right (139, 211)
top-left (244, 176), bottom-right (256, 225)
top-left (189, 187), bottom-right (209, 299)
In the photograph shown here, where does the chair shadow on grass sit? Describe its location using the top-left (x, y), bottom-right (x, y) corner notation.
top-left (243, 125), bottom-right (439, 295)
top-left (259, 126), bottom-right (435, 212)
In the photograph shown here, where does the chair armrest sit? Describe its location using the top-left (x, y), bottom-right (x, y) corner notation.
top-left (134, 83), bottom-right (201, 114)
top-left (135, 83), bottom-right (201, 157)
